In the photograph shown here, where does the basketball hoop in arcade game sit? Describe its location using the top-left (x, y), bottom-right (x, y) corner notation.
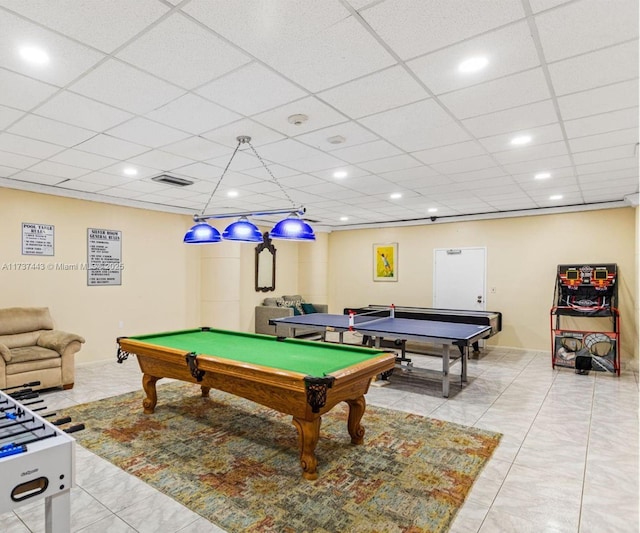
top-left (550, 264), bottom-right (620, 375)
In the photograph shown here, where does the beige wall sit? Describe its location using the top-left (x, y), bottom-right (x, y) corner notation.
top-left (0, 188), bottom-right (200, 364)
top-left (2, 188), bottom-right (636, 372)
top-left (328, 208), bottom-right (638, 369)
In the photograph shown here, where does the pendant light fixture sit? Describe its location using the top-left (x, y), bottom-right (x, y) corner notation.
top-left (183, 136), bottom-right (315, 244)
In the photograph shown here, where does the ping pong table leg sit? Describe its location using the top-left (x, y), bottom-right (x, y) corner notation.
top-left (442, 344), bottom-right (450, 398)
top-left (462, 345), bottom-right (468, 383)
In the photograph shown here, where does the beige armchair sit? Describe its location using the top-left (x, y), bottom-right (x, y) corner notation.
top-left (255, 295), bottom-right (328, 337)
top-left (0, 307), bottom-right (85, 391)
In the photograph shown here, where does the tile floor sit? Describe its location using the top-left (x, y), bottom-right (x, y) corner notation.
top-left (1, 344), bottom-right (638, 533)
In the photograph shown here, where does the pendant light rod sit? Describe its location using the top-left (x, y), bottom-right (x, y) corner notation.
top-left (193, 206), bottom-right (306, 223)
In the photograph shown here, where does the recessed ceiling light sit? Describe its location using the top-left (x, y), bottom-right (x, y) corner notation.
top-left (19, 46), bottom-right (49, 65)
top-left (340, 216), bottom-right (349, 221)
top-left (428, 207), bottom-right (438, 213)
top-left (227, 190), bottom-right (239, 197)
top-left (333, 171), bottom-right (348, 179)
top-left (549, 194), bottom-right (563, 200)
top-left (534, 172), bottom-right (551, 180)
top-left (510, 135), bottom-right (532, 146)
top-left (390, 192), bottom-right (402, 200)
top-left (458, 56), bottom-right (489, 73)
top-left (123, 167), bottom-right (138, 176)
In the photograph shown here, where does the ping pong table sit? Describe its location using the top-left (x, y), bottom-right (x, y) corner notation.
top-left (270, 310), bottom-right (492, 397)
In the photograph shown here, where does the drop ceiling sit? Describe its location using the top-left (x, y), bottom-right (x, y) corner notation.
top-left (0, 0), bottom-right (637, 229)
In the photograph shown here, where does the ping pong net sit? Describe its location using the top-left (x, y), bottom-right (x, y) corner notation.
top-left (347, 305), bottom-right (395, 331)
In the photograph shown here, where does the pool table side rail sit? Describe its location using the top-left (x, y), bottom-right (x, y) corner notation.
top-left (117, 337), bottom-right (395, 418)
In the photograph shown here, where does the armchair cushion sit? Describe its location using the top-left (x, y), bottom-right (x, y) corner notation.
top-left (37, 330), bottom-right (86, 355)
top-left (0, 343), bottom-right (11, 363)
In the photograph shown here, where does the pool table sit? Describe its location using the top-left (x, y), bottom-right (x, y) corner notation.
top-left (117, 327), bottom-right (395, 480)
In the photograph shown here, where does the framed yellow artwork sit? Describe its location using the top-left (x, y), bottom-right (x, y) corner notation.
top-left (373, 243), bottom-right (398, 282)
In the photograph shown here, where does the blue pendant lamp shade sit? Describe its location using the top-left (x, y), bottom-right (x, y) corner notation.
top-left (183, 222), bottom-right (221, 244)
top-left (222, 217), bottom-right (263, 242)
top-left (270, 213), bottom-right (316, 241)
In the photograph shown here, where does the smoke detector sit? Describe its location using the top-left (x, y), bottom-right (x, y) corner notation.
top-left (287, 114), bottom-right (308, 126)
top-left (327, 135), bottom-right (346, 145)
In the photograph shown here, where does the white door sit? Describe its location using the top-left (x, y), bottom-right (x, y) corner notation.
top-left (433, 247), bottom-right (486, 310)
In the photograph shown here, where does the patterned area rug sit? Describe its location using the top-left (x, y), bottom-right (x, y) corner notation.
top-left (59, 382), bottom-right (501, 533)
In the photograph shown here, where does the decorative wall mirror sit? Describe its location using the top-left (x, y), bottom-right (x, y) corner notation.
top-left (255, 232), bottom-right (276, 292)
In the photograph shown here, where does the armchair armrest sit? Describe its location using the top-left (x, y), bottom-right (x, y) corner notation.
top-left (0, 342), bottom-right (11, 363)
top-left (255, 306), bottom-right (294, 335)
top-left (37, 330), bottom-right (85, 355)
top-left (313, 304), bottom-right (328, 313)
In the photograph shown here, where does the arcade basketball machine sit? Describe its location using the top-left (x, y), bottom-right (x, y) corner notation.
top-left (550, 264), bottom-right (620, 376)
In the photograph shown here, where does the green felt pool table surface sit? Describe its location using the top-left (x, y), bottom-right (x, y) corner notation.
top-left (129, 328), bottom-right (384, 377)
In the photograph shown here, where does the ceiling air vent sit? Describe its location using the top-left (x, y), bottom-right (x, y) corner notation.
top-left (151, 174), bottom-right (193, 187)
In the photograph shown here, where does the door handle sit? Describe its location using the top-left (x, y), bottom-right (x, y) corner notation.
top-left (477, 296), bottom-right (483, 304)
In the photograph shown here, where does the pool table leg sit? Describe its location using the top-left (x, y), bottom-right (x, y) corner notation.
top-left (292, 416), bottom-right (321, 480)
top-left (200, 386), bottom-right (211, 397)
top-left (346, 395), bottom-right (366, 444)
top-left (142, 374), bottom-right (159, 414)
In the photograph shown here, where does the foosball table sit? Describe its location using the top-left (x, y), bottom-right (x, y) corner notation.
top-left (0, 383), bottom-right (83, 533)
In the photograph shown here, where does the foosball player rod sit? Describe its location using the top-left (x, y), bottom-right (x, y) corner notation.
top-left (51, 417), bottom-right (72, 426)
top-left (1, 381), bottom-right (41, 392)
top-left (64, 423), bottom-right (85, 434)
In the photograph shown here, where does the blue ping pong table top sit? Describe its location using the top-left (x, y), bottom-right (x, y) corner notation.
top-left (272, 313), bottom-right (491, 343)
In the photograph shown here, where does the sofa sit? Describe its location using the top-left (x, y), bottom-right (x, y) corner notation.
top-left (0, 307), bottom-right (85, 391)
top-left (255, 295), bottom-right (328, 337)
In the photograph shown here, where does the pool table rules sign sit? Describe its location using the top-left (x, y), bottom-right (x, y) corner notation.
top-left (117, 328), bottom-right (396, 480)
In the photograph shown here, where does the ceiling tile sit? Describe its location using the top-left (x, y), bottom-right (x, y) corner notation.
top-left (252, 96), bottom-right (348, 136)
top-left (100, 163), bottom-right (161, 180)
top-left (49, 149), bottom-right (119, 171)
top-left (129, 150), bottom-right (195, 172)
top-left (76, 171), bottom-right (135, 187)
top-left (569, 128), bottom-right (638, 153)
top-left (107, 118), bottom-right (190, 148)
top-left (342, 175), bottom-right (398, 193)
top-left (74, 134), bottom-right (148, 160)
top-left (535, 0), bottom-right (638, 61)
top-left (0, 0), bottom-right (170, 53)
top-left (205, 150), bottom-right (262, 171)
top-left (8, 115), bottom-right (95, 146)
top-left (564, 107), bottom-right (638, 138)
top-left (408, 21), bottom-right (540, 95)
top-left (361, 0), bottom-right (525, 59)
top-left (9, 170), bottom-right (65, 185)
top-left (479, 123), bottom-right (564, 153)
top-left (294, 121), bottom-right (379, 151)
top-left (258, 16), bottom-right (396, 92)
top-left (0, 11), bottom-right (105, 86)
top-left (548, 40), bottom-right (638, 96)
top-left (117, 13), bottom-right (251, 90)
top-left (146, 93), bottom-right (241, 135)
top-left (69, 59), bottom-right (185, 114)
top-left (357, 155), bottom-right (422, 174)
top-left (253, 139), bottom-right (327, 163)
top-left (241, 163), bottom-right (300, 179)
top-left (310, 166), bottom-right (371, 181)
top-left (183, 0), bottom-right (349, 62)
top-left (161, 137), bottom-right (230, 161)
top-left (0, 68), bottom-right (59, 110)
top-left (431, 155), bottom-right (497, 175)
top-left (0, 149), bottom-right (41, 169)
top-left (0, 105), bottom-right (24, 129)
top-left (318, 66), bottom-right (428, 119)
top-left (284, 153), bottom-right (348, 173)
top-left (197, 62), bottom-right (307, 116)
top-left (446, 166), bottom-right (507, 183)
top-left (359, 99), bottom-right (458, 151)
top-left (440, 69), bottom-right (551, 119)
top-left (0, 133), bottom-right (63, 159)
top-left (502, 154), bottom-right (572, 174)
top-left (28, 161), bottom-right (89, 179)
top-left (330, 140), bottom-right (403, 164)
top-left (573, 145), bottom-right (638, 165)
top-left (557, 80), bottom-right (638, 121)
top-left (0, 165), bottom-right (20, 177)
top-left (377, 166), bottom-right (444, 183)
top-left (412, 141), bottom-right (486, 165)
top-left (462, 100), bottom-right (558, 138)
top-left (171, 162), bottom-right (225, 181)
top-left (529, 0), bottom-right (572, 13)
top-left (575, 157), bottom-right (638, 176)
top-left (58, 179), bottom-right (108, 193)
top-left (35, 91), bottom-right (133, 131)
top-left (493, 140), bottom-right (568, 165)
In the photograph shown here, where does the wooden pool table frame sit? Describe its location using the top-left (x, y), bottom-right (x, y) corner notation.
top-left (117, 330), bottom-right (395, 480)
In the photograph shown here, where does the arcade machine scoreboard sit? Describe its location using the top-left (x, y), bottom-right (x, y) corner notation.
top-left (550, 263), bottom-right (619, 375)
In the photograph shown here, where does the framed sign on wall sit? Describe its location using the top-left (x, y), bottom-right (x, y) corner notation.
top-left (373, 243), bottom-right (398, 282)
